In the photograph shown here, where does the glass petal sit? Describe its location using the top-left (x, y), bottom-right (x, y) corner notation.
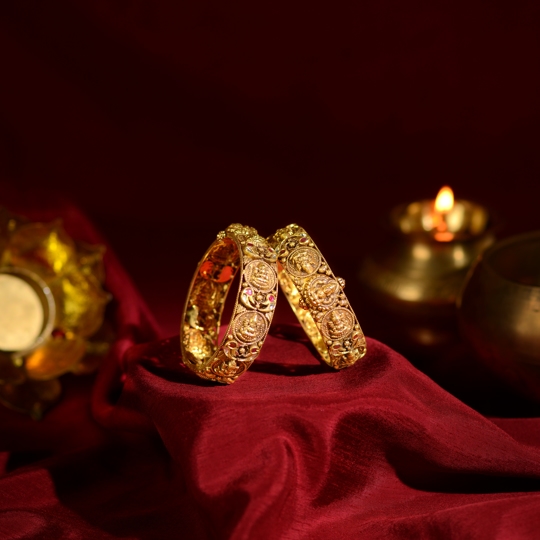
top-left (58, 269), bottom-right (111, 338)
top-left (3, 220), bottom-right (75, 280)
top-left (76, 241), bottom-right (106, 283)
top-left (25, 335), bottom-right (86, 380)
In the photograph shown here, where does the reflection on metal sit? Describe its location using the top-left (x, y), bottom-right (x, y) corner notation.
top-left (412, 244), bottom-right (431, 261)
top-left (396, 197), bottom-right (489, 239)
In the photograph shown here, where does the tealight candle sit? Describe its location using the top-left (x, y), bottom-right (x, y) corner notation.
top-left (0, 268), bottom-right (55, 355)
top-left (358, 186), bottom-right (496, 354)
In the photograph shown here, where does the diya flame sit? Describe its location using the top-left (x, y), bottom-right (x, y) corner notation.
top-left (433, 186), bottom-right (455, 242)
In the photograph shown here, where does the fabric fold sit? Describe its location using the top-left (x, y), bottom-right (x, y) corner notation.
top-left (118, 330), bottom-right (540, 539)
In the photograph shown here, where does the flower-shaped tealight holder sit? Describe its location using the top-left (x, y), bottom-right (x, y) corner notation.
top-left (0, 207), bottom-right (112, 419)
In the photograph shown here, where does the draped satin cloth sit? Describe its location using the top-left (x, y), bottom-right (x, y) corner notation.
top-left (1, 202), bottom-right (540, 539)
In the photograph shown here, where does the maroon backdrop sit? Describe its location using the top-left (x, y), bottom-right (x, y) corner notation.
top-left (1, 1), bottom-right (540, 538)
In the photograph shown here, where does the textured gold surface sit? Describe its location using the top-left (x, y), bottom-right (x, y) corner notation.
top-left (181, 224), bottom-right (278, 384)
top-left (268, 224), bottom-right (366, 369)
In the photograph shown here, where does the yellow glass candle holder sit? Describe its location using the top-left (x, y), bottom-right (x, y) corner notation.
top-left (0, 207), bottom-right (112, 419)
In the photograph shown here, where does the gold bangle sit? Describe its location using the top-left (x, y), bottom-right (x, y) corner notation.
top-left (268, 224), bottom-right (367, 369)
top-left (180, 224), bottom-right (278, 384)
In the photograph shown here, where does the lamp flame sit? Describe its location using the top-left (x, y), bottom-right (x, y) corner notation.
top-left (435, 186), bottom-right (454, 213)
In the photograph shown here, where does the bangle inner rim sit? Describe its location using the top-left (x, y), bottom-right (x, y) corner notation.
top-left (182, 237), bottom-right (240, 365)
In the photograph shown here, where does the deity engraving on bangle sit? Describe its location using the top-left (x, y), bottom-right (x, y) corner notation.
top-left (305, 275), bottom-right (340, 311)
top-left (321, 308), bottom-right (354, 341)
top-left (244, 236), bottom-right (278, 261)
top-left (233, 311), bottom-right (268, 344)
top-left (244, 260), bottom-right (277, 293)
top-left (287, 247), bottom-right (321, 277)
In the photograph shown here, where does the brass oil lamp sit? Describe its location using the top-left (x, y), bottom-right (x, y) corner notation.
top-left (358, 186), bottom-right (496, 357)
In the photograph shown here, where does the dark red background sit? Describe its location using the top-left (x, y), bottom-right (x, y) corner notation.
top-left (2, 0), bottom-right (540, 336)
top-left (2, 2), bottom-right (540, 538)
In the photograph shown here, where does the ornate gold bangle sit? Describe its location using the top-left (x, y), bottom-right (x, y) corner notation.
top-left (180, 224), bottom-right (278, 384)
top-left (268, 224), bottom-right (367, 369)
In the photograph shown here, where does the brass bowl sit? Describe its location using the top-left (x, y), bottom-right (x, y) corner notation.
top-left (457, 231), bottom-right (540, 403)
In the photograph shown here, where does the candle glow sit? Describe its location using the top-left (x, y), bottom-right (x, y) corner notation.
top-left (432, 186), bottom-right (455, 242)
top-left (394, 185), bottom-right (489, 242)
top-left (434, 186), bottom-right (454, 213)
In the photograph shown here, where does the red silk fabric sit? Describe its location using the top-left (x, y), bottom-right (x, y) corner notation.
top-left (1, 202), bottom-right (540, 539)
top-left (0, 199), bottom-right (540, 540)
top-left (3, 324), bottom-right (540, 538)
top-left (116, 333), bottom-right (540, 539)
